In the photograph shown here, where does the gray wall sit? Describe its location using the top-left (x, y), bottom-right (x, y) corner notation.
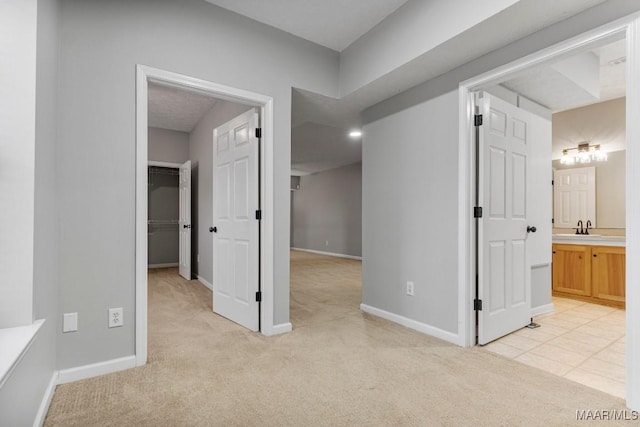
top-left (292, 163), bottom-right (362, 257)
top-left (552, 98), bottom-right (626, 229)
top-left (0, 0), bottom-right (60, 424)
top-left (148, 169), bottom-right (179, 266)
top-left (56, 0), bottom-right (339, 369)
top-left (189, 101), bottom-right (252, 282)
top-left (363, 92), bottom-right (459, 333)
top-left (148, 127), bottom-right (189, 163)
top-left (361, 1), bottom-right (638, 337)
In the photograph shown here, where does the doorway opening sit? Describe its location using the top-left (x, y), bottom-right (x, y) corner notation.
top-left (459, 16), bottom-right (640, 407)
top-left (135, 65), bottom-right (276, 367)
top-left (288, 88), bottom-right (364, 328)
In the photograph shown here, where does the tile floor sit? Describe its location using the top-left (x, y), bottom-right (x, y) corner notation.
top-left (483, 297), bottom-right (626, 398)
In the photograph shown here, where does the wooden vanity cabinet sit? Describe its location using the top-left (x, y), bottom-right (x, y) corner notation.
top-left (552, 244), bottom-right (591, 297)
top-left (591, 246), bottom-right (626, 304)
top-left (552, 244), bottom-right (625, 308)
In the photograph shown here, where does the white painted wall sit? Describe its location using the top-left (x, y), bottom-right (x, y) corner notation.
top-left (148, 127), bottom-right (189, 163)
top-left (292, 162), bottom-right (362, 257)
top-left (188, 101), bottom-right (252, 283)
top-left (0, 0), bottom-right (38, 328)
top-left (362, 91), bottom-right (459, 334)
top-left (0, 0), bottom-right (60, 424)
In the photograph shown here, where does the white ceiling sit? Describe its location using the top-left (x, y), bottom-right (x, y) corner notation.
top-left (499, 38), bottom-right (626, 113)
top-left (291, 122), bottom-right (362, 175)
top-left (203, 0), bottom-right (408, 51)
top-left (148, 83), bottom-right (218, 132)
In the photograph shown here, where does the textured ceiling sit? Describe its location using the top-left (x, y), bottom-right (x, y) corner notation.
top-left (148, 83), bottom-right (218, 132)
top-left (203, 0), bottom-right (408, 51)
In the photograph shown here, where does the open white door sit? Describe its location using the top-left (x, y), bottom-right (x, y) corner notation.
top-left (478, 93), bottom-right (535, 345)
top-left (212, 109), bottom-right (260, 331)
top-left (178, 160), bottom-right (192, 280)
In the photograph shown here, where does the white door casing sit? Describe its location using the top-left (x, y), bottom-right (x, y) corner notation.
top-left (553, 167), bottom-right (596, 229)
top-left (212, 109), bottom-right (260, 331)
top-left (179, 160), bottom-right (192, 280)
top-left (478, 93), bottom-right (532, 345)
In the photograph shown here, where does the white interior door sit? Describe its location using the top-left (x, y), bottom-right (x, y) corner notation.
top-left (178, 160), bottom-right (191, 280)
top-left (212, 109), bottom-right (260, 331)
top-left (478, 92), bottom-right (534, 345)
top-left (553, 167), bottom-right (596, 228)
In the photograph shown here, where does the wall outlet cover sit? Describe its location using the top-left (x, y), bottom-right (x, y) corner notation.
top-left (63, 312), bottom-right (78, 333)
top-left (109, 307), bottom-right (123, 328)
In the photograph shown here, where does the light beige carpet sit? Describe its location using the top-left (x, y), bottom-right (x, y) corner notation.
top-left (45, 251), bottom-right (628, 426)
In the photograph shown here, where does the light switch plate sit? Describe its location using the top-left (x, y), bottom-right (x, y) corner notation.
top-left (63, 312), bottom-right (78, 333)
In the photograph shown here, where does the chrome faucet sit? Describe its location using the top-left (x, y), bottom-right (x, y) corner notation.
top-left (576, 220), bottom-right (584, 235)
top-left (585, 220), bottom-right (592, 235)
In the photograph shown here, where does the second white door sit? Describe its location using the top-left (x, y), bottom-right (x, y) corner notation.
top-left (178, 160), bottom-right (191, 280)
top-left (212, 109), bottom-right (260, 331)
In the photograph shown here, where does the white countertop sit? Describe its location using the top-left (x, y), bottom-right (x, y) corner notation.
top-left (552, 234), bottom-right (626, 246)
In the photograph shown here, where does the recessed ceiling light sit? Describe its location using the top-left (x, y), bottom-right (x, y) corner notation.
top-left (349, 130), bottom-right (362, 138)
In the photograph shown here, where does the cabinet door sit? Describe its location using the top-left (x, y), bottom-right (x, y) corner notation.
top-left (591, 246), bottom-right (625, 303)
top-left (552, 244), bottom-right (591, 296)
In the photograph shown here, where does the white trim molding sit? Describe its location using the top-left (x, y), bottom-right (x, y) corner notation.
top-left (136, 65), bottom-right (276, 368)
top-left (33, 371), bottom-right (58, 427)
top-left (531, 303), bottom-right (554, 318)
top-left (360, 304), bottom-right (460, 346)
top-left (197, 276), bottom-right (213, 291)
top-left (0, 319), bottom-right (44, 390)
top-left (263, 322), bottom-right (292, 336)
top-left (458, 13), bottom-right (640, 408)
top-left (57, 356), bottom-right (136, 385)
top-left (626, 16), bottom-right (640, 412)
top-left (290, 247), bottom-right (362, 261)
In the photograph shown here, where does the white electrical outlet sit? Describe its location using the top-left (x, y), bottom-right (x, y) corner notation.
top-left (406, 281), bottom-right (415, 296)
top-left (197, 254), bottom-right (200, 263)
top-left (63, 312), bottom-right (78, 333)
top-left (109, 308), bottom-right (123, 328)
top-left (325, 240), bottom-right (329, 246)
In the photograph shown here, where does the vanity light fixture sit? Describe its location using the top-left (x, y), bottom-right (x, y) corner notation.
top-left (560, 142), bottom-right (607, 165)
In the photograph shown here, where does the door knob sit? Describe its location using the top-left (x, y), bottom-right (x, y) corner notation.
top-left (527, 226), bottom-right (537, 233)
top-left (209, 226), bottom-right (217, 233)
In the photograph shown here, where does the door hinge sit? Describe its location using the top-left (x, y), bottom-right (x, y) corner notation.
top-left (255, 128), bottom-right (262, 138)
top-left (474, 299), bottom-right (483, 311)
top-left (474, 114), bottom-right (483, 126)
top-left (473, 206), bottom-right (483, 218)
top-left (255, 291), bottom-right (262, 302)
top-left (255, 210), bottom-right (262, 220)
top-left (551, 180), bottom-right (554, 186)
top-left (552, 218), bottom-right (555, 224)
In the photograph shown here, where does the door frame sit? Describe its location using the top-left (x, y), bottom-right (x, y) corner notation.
top-left (135, 65), bottom-right (276, 367)
top-left (457, 14), bottom-right (640, 409)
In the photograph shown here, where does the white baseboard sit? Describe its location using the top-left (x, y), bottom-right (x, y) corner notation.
top-left (148, 263), bottom-right (178, 269)
top-left (263, 322), bottom-right (292, 336)
top-left (33, 371), bottom-right (58, 427)
top-left (360, 304), bottom-right (460, 345)
top-left (57, 355), bottom-right (136, 385)
top-left (291, 247), bottom-right (362, 261)
top-left (531, 303), bottom-right (555, 317)
top-left (197, 276), bottom-right (213, 291)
